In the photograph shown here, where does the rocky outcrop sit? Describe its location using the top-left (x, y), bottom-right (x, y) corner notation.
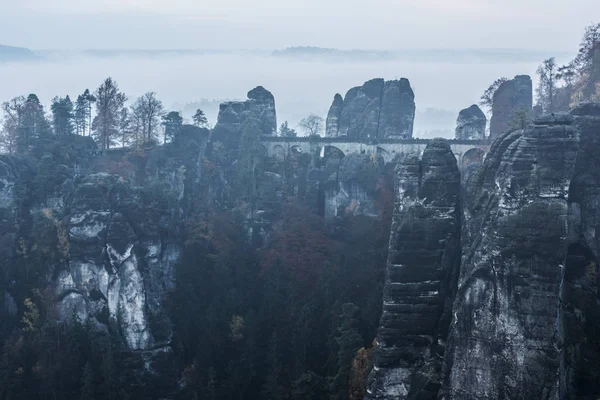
top-left (213, 86), bottom-right (277, 137)
top-left (561, 103), bottom-right (600, 398)
top-left (378, 80), bottom-right (417, 140)
top-left (455, 104), bottom-right (486, 140)
top-left (490, 75), bottom-right (533, 138)
top-left (325, 93), bottom-right (344, 138)
top-left (366, 104), bottom-right (600, 400)
top-left (443, 114), bottom-right (579, 399)
top-left (326, 78), bottom-right (415, 140)
top-left (324, 153), bottom-right (383, 218)
top-left (1, 129), bottom-right (208, 349)
top-left (366, 140), bottom-right (461, 400)
top-left (338, 79), bottom-right (385, 140)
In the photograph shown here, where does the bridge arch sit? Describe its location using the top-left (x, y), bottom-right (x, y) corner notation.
top-left (321, 145), bottom-right (345, 160)
top-left (462, 147), bottom-right (486, 168)
top-left (272, 145), bottom-right (285, 161)
top-left (376, 147), bottom-right (392, 162)
top-left (290, 145), bottom-right (303, 155)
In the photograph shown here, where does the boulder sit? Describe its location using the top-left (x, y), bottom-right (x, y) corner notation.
top-left (455, 104), bottom-right (486, 140)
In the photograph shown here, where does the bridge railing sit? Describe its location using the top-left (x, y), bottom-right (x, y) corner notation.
top-left (260, 136), bottom-right (490, 146)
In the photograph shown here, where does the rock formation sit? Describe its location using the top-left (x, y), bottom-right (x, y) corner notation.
top-left (455, 104), bottom-right (486, 140)
top-left (444, 112), bottom-right (579, 399)
top-left (324, 152), bottom-right (383, 218)
top-left (366, 140), bottom-right (461, 400)
top-left (325, 93), bottom-right (344, 138)
top-left (0, 128), bottom-right (208, 392)
top-left (213, 86), bottom-right (277, 137)
top-left (489, 75), bottom-right (533, 138)
top-left (325, 78), bottom-right (415, 140)
top-left (366, 103), bottom-right (600, 400)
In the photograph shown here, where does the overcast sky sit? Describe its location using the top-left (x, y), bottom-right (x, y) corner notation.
top-left (0, 0), bottom-right (597, 50)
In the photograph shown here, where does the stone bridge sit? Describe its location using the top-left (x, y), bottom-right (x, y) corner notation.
top-left (261, 136), bottom-right (490, 167)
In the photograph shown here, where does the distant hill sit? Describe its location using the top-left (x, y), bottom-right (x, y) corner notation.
top-left (272, 46), bottom-right (394, 61)
top-left (272, 46), bottom-right (572, 63)
top-left (0, 45), bottom-right (38, 62)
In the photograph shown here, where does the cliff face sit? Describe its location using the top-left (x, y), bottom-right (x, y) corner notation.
top-left (366, 140), bottom-right (461, 400)
top-left (444, 113), bottom-right (579, 400)
top-left (213, 86), bottom-right (277, 137)
top-left (489, 75), bottom-right (533, 138)
top-left (0, 130), bottom-right (208, 390)
top-left (326, 78), bottom-right (415, 140)
top-left (368, 104), bottom-right (600, 400)
top-left (562, 104), bottom-right (600, 398)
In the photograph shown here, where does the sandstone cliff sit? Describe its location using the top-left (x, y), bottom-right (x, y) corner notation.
top-left (489, 75), bottom-right (533, 138)
top-left (455, 104), bottom-right (486, 140)
top-left (368, 104), bottom-right (600, 400)
top-left (326, 78), bottom-right (415, 140)
top-left (366, 140), bottom-right (461, 400)
top-left (213, 86), bottom-right (277, 137)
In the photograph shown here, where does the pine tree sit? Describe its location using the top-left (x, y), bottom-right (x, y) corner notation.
top-left (279, 121), bottom-right (297, 137)
top-left (192, 109), bottom-right (208, 128)
top-left (118, 107), bottom-right (132, 148)
top-left (51, 95), bottom-right (75, 135)
top-left (162, 111), bottom-right (183, 144)
top-left (74, 95), bottom-right (87, 135)
top-left (83, 89), bottom-right (97, 136)
top-left (510, 108), bottom-right (532, 131)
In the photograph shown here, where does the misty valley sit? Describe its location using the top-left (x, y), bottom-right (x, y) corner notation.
top-left (0, 16), bottom-right (599, 400)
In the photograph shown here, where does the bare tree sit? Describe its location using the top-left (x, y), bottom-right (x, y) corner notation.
top-left (536, 58), bottom-right (558, 113)
top-left (574, 23), bottom-right (600, 100)
top-left (480, 77), bottom-right (508, 112)
top-left (93, 78), bottom-right (127, 150)
top-left (0, 117), bottom-right (18, 154)
top-left (298, 114), bottom-right (324, 137)
top-left (131, 92), bottom-right (164, 146)
top-left (2, 94), bottom-right (51, 152)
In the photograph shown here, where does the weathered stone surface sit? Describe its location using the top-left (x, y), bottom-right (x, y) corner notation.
top-left (213, 86), bottom-right (277, 137)
top-left (324, 153), bottom-right (382, 218)
top-left (378, 79), bottom-right (416, 140)
top-left (329, 78), bottom-right (415, 140)
top-left (325, 93), bottom-right (344, 137)
top-left (561, 103), bottom-right (600, 399)
top-left (443, 115), bottom-right (579, 399)
top-left (338, 79), bottom-right (384, 140)
top-left (361, 104), bottom-right (600, 399)
top-left (455, 104), bottom-right (486, 140)
top-left (490, 75), bottom-right (533, 138)
top-left (366, 140), bottom-right (461, 400)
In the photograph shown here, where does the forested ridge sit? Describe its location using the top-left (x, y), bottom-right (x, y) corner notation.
top-left (0, 21), bottom-right (598, 400)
